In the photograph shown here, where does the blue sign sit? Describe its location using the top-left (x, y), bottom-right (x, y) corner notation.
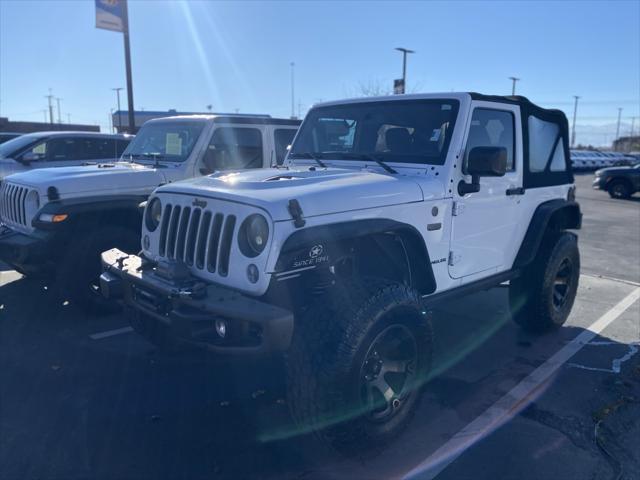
top-left (95, 0), bottom-right (125, 33)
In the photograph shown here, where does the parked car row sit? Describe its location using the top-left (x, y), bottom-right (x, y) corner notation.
top-left (0, 94), bottom-right (582, 452)
top-left (570, 149), bottom-right (637, 170)
top-left (0, 131), bottom-right (133, 179)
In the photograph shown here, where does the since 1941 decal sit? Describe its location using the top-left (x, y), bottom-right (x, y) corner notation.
top-left (292, 244), bottom-right (329, 268)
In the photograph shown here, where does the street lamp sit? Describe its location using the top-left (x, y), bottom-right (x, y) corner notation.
top-left (395, 47), bottom-right (415, 94)
top-left (571, 96), bottom-right (580, 148)
top-left (112, 87), bottom-right (123, 132)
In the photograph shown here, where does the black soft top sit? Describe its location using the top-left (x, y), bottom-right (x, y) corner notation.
top-left (469, 92), bottom-right (573, 188)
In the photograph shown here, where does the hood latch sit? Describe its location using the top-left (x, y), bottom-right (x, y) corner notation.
top-left (288, 199), bottom-right (306, 228)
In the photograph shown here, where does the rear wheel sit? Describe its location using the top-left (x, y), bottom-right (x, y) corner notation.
top-left (509, 232), bottom-right (580, 332)
top-left (608, 180), bottom-right (632, 199)
top-left (55, 225), bottom-right (140, 314)
top-left (286, 279), bottom-right (432, 452)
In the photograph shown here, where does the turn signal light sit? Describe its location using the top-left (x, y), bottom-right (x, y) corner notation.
top-left (39, 213), bottom-right (68, 223)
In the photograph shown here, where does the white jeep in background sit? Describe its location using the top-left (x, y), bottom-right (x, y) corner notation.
top-left (100, 93), bottom-right (582, 450)
top-left (0, 114), bottom-right (300, 310)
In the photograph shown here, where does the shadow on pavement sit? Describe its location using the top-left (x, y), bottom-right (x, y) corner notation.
top-left (1, 273), bottom-right (638, 480)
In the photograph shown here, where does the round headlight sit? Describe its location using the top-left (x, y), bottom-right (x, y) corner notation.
top-left (145, 197), bottom-right (162, 232)
top-left (239, 214), bottom-right (269, 257)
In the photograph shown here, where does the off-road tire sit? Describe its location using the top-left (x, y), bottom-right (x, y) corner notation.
top-left (55, 225), bottom-right (140, 314)
top-left (509, 231), bottom-right (580, 332)
top-left (286, 278), bottom-right (433, 453)
top-left (608, 180), bottom-right (632, 199)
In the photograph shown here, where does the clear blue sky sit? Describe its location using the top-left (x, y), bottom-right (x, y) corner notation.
top-left (1, 0), bottom-right (638, 145)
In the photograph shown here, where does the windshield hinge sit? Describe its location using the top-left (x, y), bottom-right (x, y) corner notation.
top-left (448, 251), bottom-right (462, 266)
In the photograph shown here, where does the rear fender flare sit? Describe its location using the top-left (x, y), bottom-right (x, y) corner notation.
top-left (514, 199), bottom-right (582, 268)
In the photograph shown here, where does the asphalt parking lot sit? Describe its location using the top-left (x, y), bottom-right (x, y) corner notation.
top-left (1, 173), bottom-right (638, 480)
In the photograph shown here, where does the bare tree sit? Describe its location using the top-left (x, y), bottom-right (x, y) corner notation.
top-left (346, 78), bottom-right (423, 98)
top-left (355, 79), bottom-right (393, 97)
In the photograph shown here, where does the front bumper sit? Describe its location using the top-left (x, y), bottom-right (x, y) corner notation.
top-left (100, 248), bottom-right (294, 356)
top-left (0, 224), bottom-right (54, 275)
top-left (592, 176), bottom-right (607, 190)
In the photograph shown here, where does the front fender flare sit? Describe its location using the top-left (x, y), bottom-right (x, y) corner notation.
top-left (274, 219), bottom-right (437, 295)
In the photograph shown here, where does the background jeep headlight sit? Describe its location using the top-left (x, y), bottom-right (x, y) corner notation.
top-left (239, 214), bottom-right (269, 257)
top-left (145, 197), bottom-right (162, 232)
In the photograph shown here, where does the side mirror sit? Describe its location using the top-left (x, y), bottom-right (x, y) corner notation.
top-left (458, 146), bottom-right (507, 195)
top-left (466, 146), bottom-right (507, 177)
top-left (19, 151), bottom-right (40, 165)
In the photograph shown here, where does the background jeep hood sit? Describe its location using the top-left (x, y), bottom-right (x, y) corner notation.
top-left (6, 163), bottom-right (166, 199)
top-left (159, 167), bottom-right (443, 221)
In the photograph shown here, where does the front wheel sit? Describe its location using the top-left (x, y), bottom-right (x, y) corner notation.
top-left (608, 180), bottom-right (632, 199)
top-left (509, 232), bottom-right (580, 332)
top-left (286, 279), bottom-right (433, 452)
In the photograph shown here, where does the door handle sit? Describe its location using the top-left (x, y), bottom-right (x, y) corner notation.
top-left (506, 187), bottom-right (525, 196)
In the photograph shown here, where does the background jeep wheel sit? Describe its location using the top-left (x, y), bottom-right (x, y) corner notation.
top-left (608, 180), bottom-right (632, 199)
top-left (55, 225), bottom-right (140, 314)
top-left (286, 279), bottom-right (432, 452)
top-left (509, 232), bottom-right (580, 332)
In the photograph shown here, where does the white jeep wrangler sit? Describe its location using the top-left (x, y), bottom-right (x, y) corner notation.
top-left (100, 93), bottom-right (582, 450)
top-left (0, 114), bottom-right (300, 310)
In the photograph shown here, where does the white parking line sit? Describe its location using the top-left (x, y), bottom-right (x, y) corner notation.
top-left (89, 326), bottom-right (134, 340)
top-left (405, 286), bottom-right (640, 480)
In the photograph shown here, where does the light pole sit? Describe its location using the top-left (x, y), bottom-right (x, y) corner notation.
top-left (112, 88), bottom-right (123, 132)
top-left (508, 77), bottom-right (520, 96)
top-left (395, 47), bottom-right (415, 94)
top-left (56, 97), bottom-right (62, 124)
top-left (615, 107), bottom-right (623, 150)
top-left (290, 62), bottom-right (296, 119)
top-left (45, 88), bottom-right (54, 124)
top-left (571, 96), bottom-right (580, 148)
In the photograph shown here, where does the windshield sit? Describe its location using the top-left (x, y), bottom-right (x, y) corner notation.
top-left (289, 99), bottom-right (459, 166)
top-left (0, 133), bottom-right (42, 159)
top-left (121, 121), bottom-right (206, 163)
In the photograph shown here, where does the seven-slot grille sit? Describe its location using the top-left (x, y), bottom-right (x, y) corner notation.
top-left (157, 204), bottom-right (237, 277)
top-left (0, 182), bottom-right (31, 228)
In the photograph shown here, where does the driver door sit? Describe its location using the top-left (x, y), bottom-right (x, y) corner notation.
top-left (448, 102), bottom-right (523, 280)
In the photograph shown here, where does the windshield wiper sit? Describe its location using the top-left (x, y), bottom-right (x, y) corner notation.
top-left (289, 152), bottom-right (327, 168)
top-left (127, 153), bottom-right (168, 168)
top-left (316, 151), bottom-right (397, 174)
top-left (357, 153), bottom-right (398, 174)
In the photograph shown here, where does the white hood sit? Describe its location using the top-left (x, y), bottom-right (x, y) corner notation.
top-left (157, 167), bottom-right (445, 221)
top-left (4, 162), bottom-right (167, 199)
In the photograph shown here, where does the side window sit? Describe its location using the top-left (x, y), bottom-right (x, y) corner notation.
top-left (23, 141), bottom-right (48, 162)
top-left (84, 139), bottom-right (115, 160)
top-left (45, 138), bottom-right (86, 162)
top-left (202, 127), bottom-right (263, 172)
top-left (116, 139), bottom-right (130, 157)
top-left (274, 128), bottom-right (297, 165)
top-left (464, 108), bottom-right (515, 171)
top-left (528, 116), bottom-right (566, 172)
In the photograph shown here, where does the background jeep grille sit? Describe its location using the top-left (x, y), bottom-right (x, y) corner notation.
top-left (158, 204), bottom-right (236, 277)
top-left (0, 182), bottom-right (32, 229)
